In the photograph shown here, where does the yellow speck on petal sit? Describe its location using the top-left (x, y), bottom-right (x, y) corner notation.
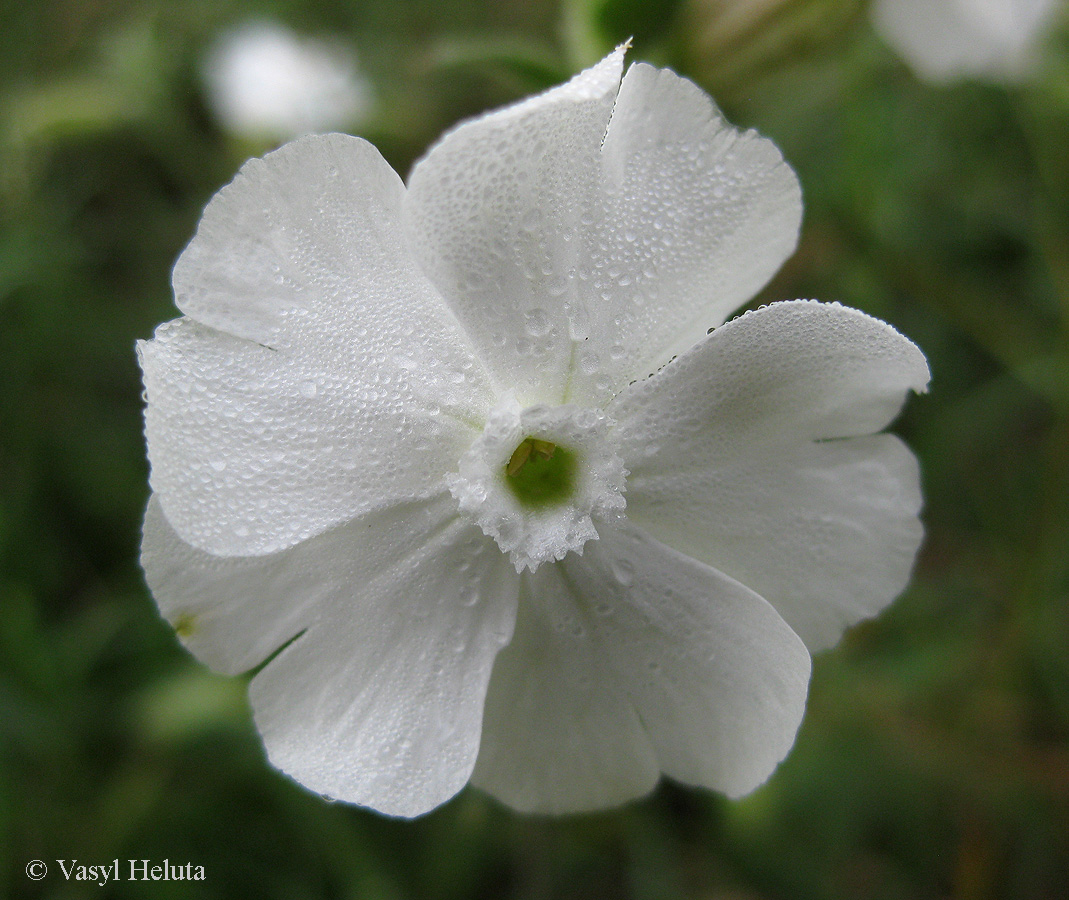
top-left (173, 613), bottom-right (198, 639)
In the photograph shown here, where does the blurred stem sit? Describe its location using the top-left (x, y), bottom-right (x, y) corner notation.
top-left (817, 671), bottom-right (1069, 805)
top-left (1039, 418), bottom-right (1069, 582)
top-left (681, 0), bottom-right (862, 98)
top-left (1016, 90), bottom-right (1069, 333)
top-left (561, 0), bottom-right (612, 70)
top-left (952, 817), bottom-right (1000, 900)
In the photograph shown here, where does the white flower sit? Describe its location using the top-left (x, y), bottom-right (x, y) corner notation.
top-left (204, 22), bottom-right (370, 139)
top-left (871, 0), bottom-right (1059, 83)
top-left (139, 48), bottom-right (929, 817)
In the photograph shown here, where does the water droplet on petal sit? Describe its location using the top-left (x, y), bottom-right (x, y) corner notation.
top-left (610, 558), bottom-right (635, 587)
top-left (524, 309), bottom-right (550, 337)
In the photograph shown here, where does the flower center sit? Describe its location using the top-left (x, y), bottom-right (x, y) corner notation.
top-left (447, 399), bottom-right (627, 572)
top-left (504, 438), bottom-right (577, 509)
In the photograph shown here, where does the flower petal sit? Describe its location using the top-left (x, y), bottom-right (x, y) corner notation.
top-left (404, 47), bottom-right (627, 404)
top-left (175, 133), bottom-right (461, 355)
top-left (140, 316), bottom-right (482, 557)
top-left (569, 524), bottom-right (810, 799)
top-left (143, 493), bottom-right (519, 817)
top-left (144, 134), bottom-right (495, 556)
top-left (142, 494), bottom-right (328, 675)
top-left (404, 53), bottom-right (801, 407)
top-left (571, 62), bottom-right (802, 404)
top-left (612, 300), bottom-right (930, 651)
top-left (472, 523), bottom-right (810, 811)
top-left (470, 567), bottom-right (660, 813)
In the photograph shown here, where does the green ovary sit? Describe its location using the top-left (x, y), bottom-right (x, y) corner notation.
top-left (504, 438), bottom-right (578, 509)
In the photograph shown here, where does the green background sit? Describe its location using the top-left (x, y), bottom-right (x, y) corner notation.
top-left (2, 0), bottom-right (1067, 897)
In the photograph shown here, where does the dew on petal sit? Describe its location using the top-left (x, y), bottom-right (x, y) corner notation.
top-left (610, 558), bottom-right (635, 587)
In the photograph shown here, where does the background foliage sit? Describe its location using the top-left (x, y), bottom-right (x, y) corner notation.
top-left (2, 0), bottom-right (1067, 897)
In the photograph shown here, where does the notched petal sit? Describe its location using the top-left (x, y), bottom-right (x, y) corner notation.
top-left (144, 492), bottom-right (520, 817)
top-left (613, 300), bottom-right (930, 652)
top-left (403, 47), bottom-right (627, 404)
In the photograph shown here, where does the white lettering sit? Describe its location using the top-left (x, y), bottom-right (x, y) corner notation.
top-left (92, 861), bottom-right (115, 887)
top-left (56, 859), bottom-right (121, 886)
top-left (125, 859), bottom-right (204, 882)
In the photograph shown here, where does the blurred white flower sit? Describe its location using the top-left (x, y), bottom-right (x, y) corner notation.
top-left (872, 0), bottom-right (1060, 83)
top-left (204, 22), bottom-right (370, 139)
top-left (140, 48), bottom-right (929, 817)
